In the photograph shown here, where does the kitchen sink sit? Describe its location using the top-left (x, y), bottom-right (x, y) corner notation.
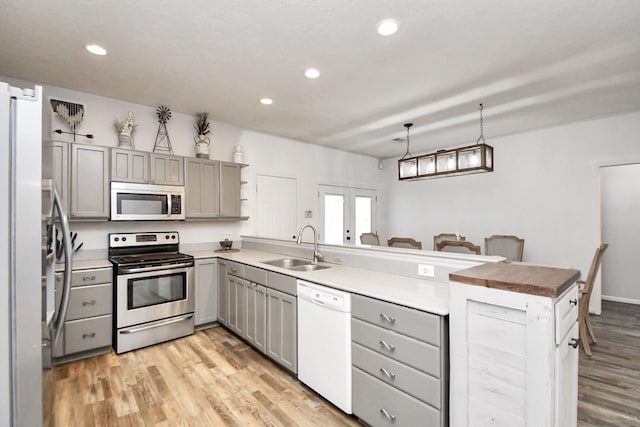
top-left (288, 264), bottom-right (331, 272)
top-left (263, 258), bottom-right (313, 268)
top-left (262, 258), bottom-right (330, 271)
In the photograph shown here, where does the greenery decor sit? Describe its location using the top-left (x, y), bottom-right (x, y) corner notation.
top-left (194, 113), bottom-right (211, 136)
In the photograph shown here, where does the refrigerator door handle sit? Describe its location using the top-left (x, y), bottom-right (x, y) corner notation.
top-left (50, 186), bottom-right (73, 346)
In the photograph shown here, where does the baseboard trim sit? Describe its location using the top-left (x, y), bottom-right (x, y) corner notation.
top-left (601, 295), bottom-right (640, 305)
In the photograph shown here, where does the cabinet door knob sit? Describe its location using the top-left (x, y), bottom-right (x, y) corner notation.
top-left (379, 313), bottom-right (396, 324)
top-left (569, 337), bottom-right (580, 349)
top-left (379, 340), bottom-right (395, 352)
top-left (82, 300), bottom-right (96, 306)
top-left (569, 298), bottom-right (578, 306)
top-left (380, 408), bottom-right (396, 422)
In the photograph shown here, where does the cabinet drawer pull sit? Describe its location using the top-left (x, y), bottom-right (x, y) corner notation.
top-left (83, 275), bottom-right (96, 281)
top-left (569, 298), bottom-right (578, 306)
top-left (569, 337), bottom-right (580, 349)
top-left (379, 368), bottom-right (396, 380)
top-left (82, 300), bottom-right (96, 306)
top-left (379, 313), bottom-right (396, 324)
top-left (379, 340), bottom-right (395, 352)
top-left (380, 408), bottom-right (396, 422)
top-left (82, 332), bottom-right (96, 339)
top-left (230, 267), bottom-right (238, 273)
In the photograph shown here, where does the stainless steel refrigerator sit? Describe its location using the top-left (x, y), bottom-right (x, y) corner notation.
top-left (1, 81), bottom-right (73, 426)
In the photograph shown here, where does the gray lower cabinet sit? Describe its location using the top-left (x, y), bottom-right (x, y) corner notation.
top-left (111, 148), bottom-right (149, 183)
top-left (194, 258), bottom-right (218, 327)
top-left (53, 267), bottom-right (112, 361)
top-left (150, 153), bottom-right (184, 186)
top-left (70, 143), bottom-right (109, 218)
top-left (351, 294), bottom-right (448, 427)
top-left (185, 157), bottom-right (220, 218)
top-left (226, 262), bottom-right (248, 338)
top-left (266, 287), bottom-right (297, 373)
top-left (246, 282), bottom-right (267, 353)
top-left (218, 260), bottom-right (228, 326)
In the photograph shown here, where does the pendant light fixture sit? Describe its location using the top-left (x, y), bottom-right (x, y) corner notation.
top-left (397, 104), bottom-right (494, 180)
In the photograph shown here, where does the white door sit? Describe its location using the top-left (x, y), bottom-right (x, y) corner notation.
top-left (318, 185), bottom-right (377, 245)
top-left (256, 174), bottom-right (297, 241)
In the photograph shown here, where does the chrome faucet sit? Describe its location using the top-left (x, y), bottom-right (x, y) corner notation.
top-left (296, 225), bottom-right (323, 264)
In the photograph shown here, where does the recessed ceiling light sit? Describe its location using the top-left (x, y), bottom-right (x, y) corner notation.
top-left (377, 19), bottom-right (398, 36)
top-left (305, 68), bottom-right (320, 79)
top-left (260, 98), bottom-right (273, 105)
top-left (86, 44), bottom-right (107, 55)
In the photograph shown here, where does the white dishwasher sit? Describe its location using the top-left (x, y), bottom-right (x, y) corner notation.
top-left (297, 280), bottom-right (352, 414)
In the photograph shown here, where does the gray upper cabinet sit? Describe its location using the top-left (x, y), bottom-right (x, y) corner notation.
top-left (44, 141), bottom-right (70, 213)
top-left (185, 157), bottom-right (220, 218)
top-left (70, 143), bottom-right (109, 219)
top-left (150, 153), bottom-right (184, 186)
top-left (219, 161), bottom-right (241, 217)
top-left (111, 148), bottom-right (149, 183)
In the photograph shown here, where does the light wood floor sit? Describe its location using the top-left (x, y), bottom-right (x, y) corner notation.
top-left (578, 301), bottom-right (640, 427)
top-left (51, 301), bottom-right (640, 426)
top-left (50, 327), bottom-right (361, 427)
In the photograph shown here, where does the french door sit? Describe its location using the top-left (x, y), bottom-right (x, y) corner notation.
top-left (318, 185), bottom-right (377, 245)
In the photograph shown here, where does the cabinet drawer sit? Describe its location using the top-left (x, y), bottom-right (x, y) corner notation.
top-left (353, 367), bottom-right (440, 427)
top-left (555, 285), bottom-right (579, 345)
top-left (71, 267), bottom-right (112, 287)
top-left (245, 265), bottom-right (267, 284)
top-left (64, 315), bottom-right (112, 355)
top-left (352, 294), bottom-right (440, 346)
top-left (267, 271), bottom-right (296, 296)
top-left (66, 283), bottom-right (112, 320)
top-left (353, 342), bottom-right (441, 409)
top-left (226, 261), bottom-right (245, 278)
top-left (352, 318), bottom-right (440, 378)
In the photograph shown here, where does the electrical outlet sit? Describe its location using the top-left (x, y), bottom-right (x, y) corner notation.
top-left (304, 210), bottom-right (313, 218)
top-left (418, 264), bottom-right (435, 277)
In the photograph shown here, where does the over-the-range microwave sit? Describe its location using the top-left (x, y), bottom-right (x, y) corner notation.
top-left (110, 182), bottom-right (185, 221)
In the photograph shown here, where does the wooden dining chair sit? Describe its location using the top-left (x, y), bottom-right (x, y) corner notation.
top-left (360, 232), bottom-right (380, 246)
top-left (578, 243), bottom-right (608, 356)
top-left (484, 235), bottom-right (525, 261)
top-left (387, 237), bottom-right (422, 250)
top-left (433, 233), bottom-right (465, 250)
top-left (436, 240), bottom-right (481, 255)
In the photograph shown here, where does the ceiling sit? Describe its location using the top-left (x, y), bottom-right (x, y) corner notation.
top-left (2, 0), bottom-right (640, 159)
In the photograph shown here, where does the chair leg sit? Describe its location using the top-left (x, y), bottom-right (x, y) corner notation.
top-left (585, 314), bottom-right (597, 344)
top-left (579, 316), bottom-right (592, 356)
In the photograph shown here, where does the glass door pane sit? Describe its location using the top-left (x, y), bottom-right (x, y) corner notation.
top-left (323, 194), bottom-right (345, 244)
top-left (354, 196), bottom-right (372, 245)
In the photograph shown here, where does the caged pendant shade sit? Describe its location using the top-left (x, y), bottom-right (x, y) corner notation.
top-left (397, 104), bottom-right (494, 181)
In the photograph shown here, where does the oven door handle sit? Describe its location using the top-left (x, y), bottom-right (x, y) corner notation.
top-left (119, 313), bottom-right (194, 334)
top-left (118, 262), bottom-right (194, 274)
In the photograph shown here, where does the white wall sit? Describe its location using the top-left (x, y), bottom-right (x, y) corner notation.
top-left (380, 110), bottom-right (640, 312)
top-left (2, 75), bottom-right (382, 251)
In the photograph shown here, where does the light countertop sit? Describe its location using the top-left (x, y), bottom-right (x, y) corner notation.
top-left (189, 249), bottom-right (450, 315)
top-left (55, 258), bottom-right (112, 271)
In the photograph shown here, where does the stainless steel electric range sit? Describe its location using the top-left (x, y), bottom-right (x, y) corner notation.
top-left (109, 232), bottom-right (194, 354)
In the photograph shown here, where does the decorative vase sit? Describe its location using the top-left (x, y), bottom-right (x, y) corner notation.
top-left (118, 131), bottom-right (134, 149)
top-left (233, 145), bottom-right (244, 163)
top-left (195, 135), bottom-right (210, 159)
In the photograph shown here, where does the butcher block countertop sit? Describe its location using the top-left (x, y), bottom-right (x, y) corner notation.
top-left (449, 262), bottom-right (580, 298)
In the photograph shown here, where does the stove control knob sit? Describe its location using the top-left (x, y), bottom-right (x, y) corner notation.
top-left (171, 235), bottom-right (176, 239)
top-left (165, 235), bottom-right (170, 240)
top-left (114, 237), bottom-right (119, 242)
top-left (122, 237), bottom-right (127, 242)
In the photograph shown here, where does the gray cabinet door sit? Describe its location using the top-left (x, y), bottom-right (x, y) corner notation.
top-left (70, 143), bottom-right (109, 218)
top-left (111, 148), bottom-right (149, 183)
top-left (234, 278), bottom-right (248, 338)
top-left (195, 258), bottom-right (218, 326)
top-left (185, 157), bottom-right (219, 218)
top-left (219, 161), bottom-right (241, 217)
top-left (246, 283), bottom-right (267, 354)
top-left (150, 153), bottom-right (184, 186)
top-left (217, 261), bottom-right (228, 326)
top-left (45, 141), bottom-right (70, 213)
top-left (266, 288), bottom-right (297, 373)
top-left (227, 275), bottom-right (237, 331)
